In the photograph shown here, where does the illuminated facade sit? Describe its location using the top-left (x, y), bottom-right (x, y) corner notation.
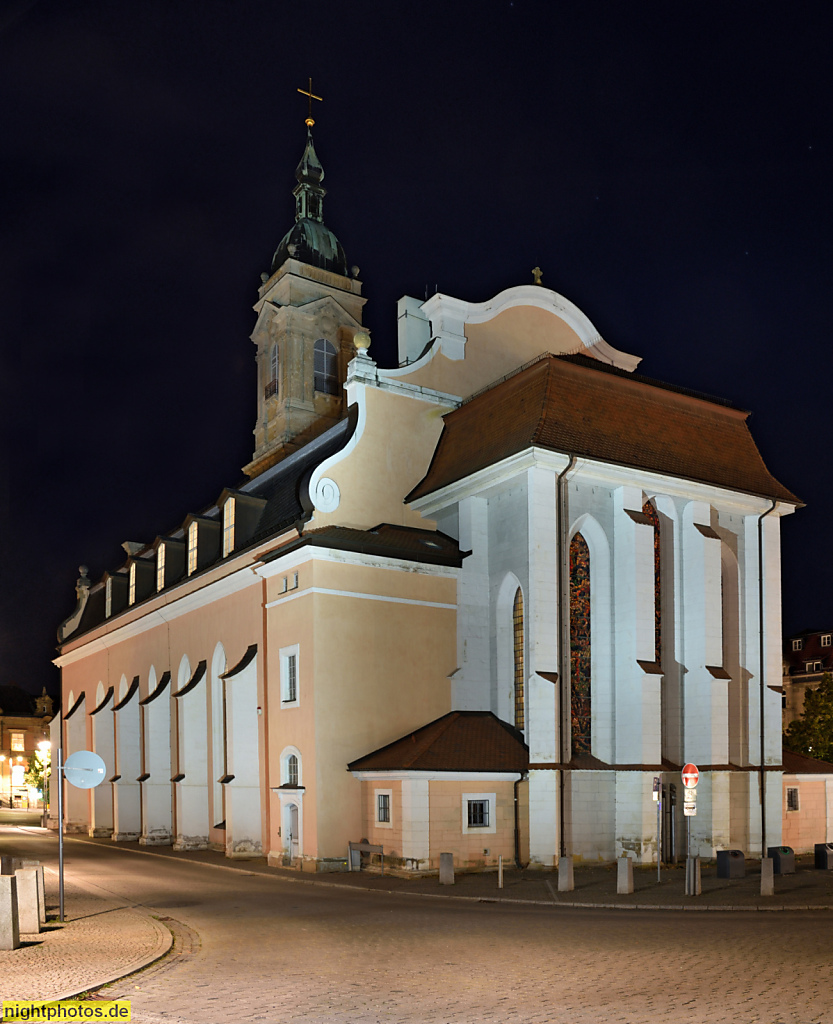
top-left (55, 123), bottom-right (799, 871)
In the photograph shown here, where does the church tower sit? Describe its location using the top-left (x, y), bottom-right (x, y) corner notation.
top-left (244, 118), bottom-right (365, 479)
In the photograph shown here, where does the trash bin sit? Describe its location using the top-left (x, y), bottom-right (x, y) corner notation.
top-left (767, 845), bottom-right (795, 874)
top-left (814, 843), bottom-right (833, 870)
top-left (716, 849), bottom-right (745, 878)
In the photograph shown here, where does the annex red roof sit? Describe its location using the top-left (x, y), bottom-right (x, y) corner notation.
top-left (348, 711), bottom-right (528, 773)
top-left (782, 748), bottom-right (833, 774)
top-left (408, 355), bottom-right (799, 504)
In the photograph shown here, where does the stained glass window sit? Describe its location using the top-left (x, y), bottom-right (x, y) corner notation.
top-left (513, 588), bottom-right (525, 731)
top-left (642, 500), bottom-right (662, 664)
top-left (570, 533), bottom-right (591, 754)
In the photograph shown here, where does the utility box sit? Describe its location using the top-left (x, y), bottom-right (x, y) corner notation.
top-left (814, 843), bottom-right (833, 870)
top-left (767, 846), bottom-right (795, 875)
top-left (716, 849), bottom-right (745, 878)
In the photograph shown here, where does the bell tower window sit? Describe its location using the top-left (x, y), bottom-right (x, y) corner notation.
top-left (265, 344), bottom-right (279, 399)
top-left (314, 339), bottom-right (338, 395)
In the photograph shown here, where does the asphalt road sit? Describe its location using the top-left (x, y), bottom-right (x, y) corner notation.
top-left (3, 828), bottom-right (831, 1024)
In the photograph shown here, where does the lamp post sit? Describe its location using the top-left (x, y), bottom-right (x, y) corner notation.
top-left (38, 740), bottom-right (50, 828)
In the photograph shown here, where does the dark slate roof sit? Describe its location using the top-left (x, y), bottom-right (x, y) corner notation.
top-left (61, 410), bottom-right (358, 643)
top-left (783, 748), bottom-right (833, 774)
top-left (0, 685), bottom-right (36, 716)
top-left (409, 354), bottom-right (800, 505)
top-left (348, 711), bottom-right (529, 773)
top-left (782, 630), bottom-right (833, 676)
top-left (262, 523), bottom-right (466, 568)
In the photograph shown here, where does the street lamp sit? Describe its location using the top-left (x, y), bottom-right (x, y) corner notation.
top-left (38, 741), bottom-right (51, 827)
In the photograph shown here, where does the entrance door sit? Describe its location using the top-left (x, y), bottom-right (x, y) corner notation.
top-left (286, 804), bottom-right (299, 861)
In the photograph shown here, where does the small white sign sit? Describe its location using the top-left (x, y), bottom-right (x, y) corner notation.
top-left (683, 802), bottom-right (697, 816)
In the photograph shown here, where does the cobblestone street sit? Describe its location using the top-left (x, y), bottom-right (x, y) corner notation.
top-left (2, 825), bottom-right (832, 1023)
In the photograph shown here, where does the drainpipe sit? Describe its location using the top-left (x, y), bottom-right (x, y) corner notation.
top-left (556, 454), bottom-right (577, 859)
top-left (514, 771), bottom-right (526, 868)
top-left (758, 499), bottom-right (777, 859)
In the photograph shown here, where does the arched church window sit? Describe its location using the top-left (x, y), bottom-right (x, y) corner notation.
top-left (287, 754), bottom-right (299, 787)
top-left (513, 588), bottom-right (525, 730)
top-left (314, 339), bottom-right (339, 396)
top-left (642, 500), bottom-right (662, 664)
top-left (570, 533), bottom-right (591, 754)
top-left (264, 344), bottom-right (279, 399)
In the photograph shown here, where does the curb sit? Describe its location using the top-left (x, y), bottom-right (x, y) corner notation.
top-left (55, 833), bottom-right (833, 914)
top-left (39, 865), bottom-right (175, 1001)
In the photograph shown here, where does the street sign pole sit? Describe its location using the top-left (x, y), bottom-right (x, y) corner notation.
top-left (57, 746), bottom-right (64, 923)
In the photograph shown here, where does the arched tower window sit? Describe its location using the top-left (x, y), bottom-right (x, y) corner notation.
top-left (513, 588), bottom-right (525, 730)
top-left (265, 344), bottom-right (279, 399)
top-left (570, 533), bottom-right (591, 754)
top-left (314, 339), bottom-right (338, 395)
top-left (642, 500), bottom-right (662, 664)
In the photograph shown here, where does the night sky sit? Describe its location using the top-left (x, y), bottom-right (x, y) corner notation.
top-left (2, 0), bottom-right (831, 698)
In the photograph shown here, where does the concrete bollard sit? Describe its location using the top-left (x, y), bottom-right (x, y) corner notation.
top-left (15, 868), bottom-right (40, 934)
top-left (760, 856), bottom-right (775, 896)
top-left (558, 855), bottom-right (574, 892)
top-left (617, 855), bottom-right (634, 894)
top-left (0, 875), bottom-right (20, 950)
top-left (439, 852), bottom-right (454, 885)
top-left (685, 856), bottom-right (702, 895)
top-left (12, 861), bottom-right (45, 925)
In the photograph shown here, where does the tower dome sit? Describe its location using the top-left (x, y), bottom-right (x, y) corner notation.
top-left (270, 127), bottom-right (348, 277)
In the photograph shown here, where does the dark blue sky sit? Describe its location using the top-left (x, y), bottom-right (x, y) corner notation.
top-left (2, 0), bottom-right (831, 695)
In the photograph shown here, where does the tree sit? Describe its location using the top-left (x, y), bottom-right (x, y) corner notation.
top-left (24, 747), bottom-right (49, 796)
top-left (784, 672), bottom-right (833, 762)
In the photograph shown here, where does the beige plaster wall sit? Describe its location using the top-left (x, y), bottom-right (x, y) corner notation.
top-left (782, 776), bottom-right (830, 853)
top-left (310, 386), bottom-right (451, 531)
top-left (396, 306), bottom-right (585, 400)
top-left (429, 780), bottom-right (516, 870)
top-left (361, 779), bottom-right (403, 859)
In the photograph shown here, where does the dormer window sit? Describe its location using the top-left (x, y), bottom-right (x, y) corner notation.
top-left (313, 339), bottom-right (338, 395)
top-left (128, 562), bottom-right (137, 606)
top-left (222, 497), bottom-right (236, 558)
top-left (187, 521), bottom-right (198, 576)
top-left (156, 545), bottom-right (166, 592)
top-left (792, 639), bottom-right (803, 651)
top-left (105, 578), bottom-right (113, 618)
top-left (822, 635), bottom-right (832, 647)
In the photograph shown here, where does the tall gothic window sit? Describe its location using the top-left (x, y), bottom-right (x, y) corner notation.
top-left (570, 533), bottom-right (591, 754)
top-left (513, 588), bottom-right (525, 730)
top-left (642, 500), bottom-right (662, 664)
top-left (314, 339), bottom-right (338, 395)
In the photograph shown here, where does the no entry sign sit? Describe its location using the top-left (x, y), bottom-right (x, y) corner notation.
top-left (682, 763), bottom-right (699, 788)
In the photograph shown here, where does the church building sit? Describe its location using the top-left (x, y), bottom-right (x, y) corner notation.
top-left (54, 114), bottom-right (799, 873)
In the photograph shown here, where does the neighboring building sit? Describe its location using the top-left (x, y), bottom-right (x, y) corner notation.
top-left (54, 117), bottom-right (801, 871)
top-left (0, 685), bottom-right (53, 808)
top-left (782, 629), bottom-right (832, 727)
top-left (781, 747), bottom-right (833, 854)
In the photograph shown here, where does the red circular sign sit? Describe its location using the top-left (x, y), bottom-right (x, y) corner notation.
top-left (681, 763), bottom-right (699, 788)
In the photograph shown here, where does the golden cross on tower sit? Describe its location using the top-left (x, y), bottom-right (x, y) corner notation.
top-left (532, 266), bottom-right (543, 285)
top-left (297, 78), bottom-right (323, 127)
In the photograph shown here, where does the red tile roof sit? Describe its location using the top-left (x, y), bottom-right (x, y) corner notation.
top-left (408, 355), bottom-right (799, 504)
top-left (782, 748), bottom-right (833, 774)
top-left (348, 711), bottom-right (528, 773)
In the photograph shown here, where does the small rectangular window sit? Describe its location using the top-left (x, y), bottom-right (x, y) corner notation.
top-left (222, 497), bottom-right (236, 558)
top-left (792, 639), bottom-right (803, 651)
top-left (786, 787), bottom-right (800, 812)
top-left (10, 732), bottom-right (24, 752)
top-left (467, 799), bottom-right (489, 828)
top-left (156, 545), bottom-right (166, 593)
top-left (187, 521), bottom-right (198, 576)
top-left (128, 562), bottom-right (136, 606)
top-left (822, 635), bottom-right (832, 647)
top-left (377, 793), bottom-right (390, 823)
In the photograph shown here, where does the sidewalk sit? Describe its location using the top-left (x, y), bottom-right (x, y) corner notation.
top-left (0, 846), bottom-right (172, 1003)
top-left (66, 832), bottom-right (833, 911)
